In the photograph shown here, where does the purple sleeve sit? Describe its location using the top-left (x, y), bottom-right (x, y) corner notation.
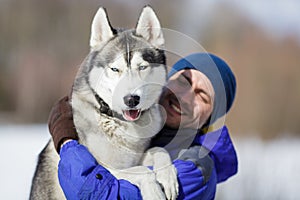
top-left (174, 159), bottom-right (217, 200)
top-left (58, 140), bottom-right (142, 200)
top-left (192, 126), bottom-right (238, 183)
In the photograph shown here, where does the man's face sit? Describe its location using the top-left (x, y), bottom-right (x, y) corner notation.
top-left (159, 69), bottom-right (215, 129)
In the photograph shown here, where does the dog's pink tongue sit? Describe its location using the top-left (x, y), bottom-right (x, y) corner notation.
top-left (123, 109), bottom-right (141, 121)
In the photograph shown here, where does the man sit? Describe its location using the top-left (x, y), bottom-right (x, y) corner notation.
top-left (49, 53), bottom-right (237, 199)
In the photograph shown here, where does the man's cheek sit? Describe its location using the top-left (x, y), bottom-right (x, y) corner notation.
top-left (194, 107), bottom-right (204, 125)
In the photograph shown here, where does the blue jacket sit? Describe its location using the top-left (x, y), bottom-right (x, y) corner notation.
top-left (58, 126), bottom-right (237, 199)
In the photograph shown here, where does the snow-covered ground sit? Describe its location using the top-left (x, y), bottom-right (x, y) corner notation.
top-left (0, 124), bottom-right (299, 199)
top-left (0, 125), bottom-right (50, 199)
top-left (215, 136), bottom-right (300, 200)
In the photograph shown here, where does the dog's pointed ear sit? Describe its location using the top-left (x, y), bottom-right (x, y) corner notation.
top-left (136, 6), bottom-right (164, 48)
top-left (90, 7), bottom-right (114, 49)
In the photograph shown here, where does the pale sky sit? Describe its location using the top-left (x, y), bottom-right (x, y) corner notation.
top-left (223, 0), bottom-right (300, 41)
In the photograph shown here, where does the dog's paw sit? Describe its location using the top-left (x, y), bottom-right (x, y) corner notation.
top-left (140, 174), bottom-right (166, 200)
top-left (111, 166), bottom-right (166, 200)
top-left (155, 164), bottom-right (179, 200)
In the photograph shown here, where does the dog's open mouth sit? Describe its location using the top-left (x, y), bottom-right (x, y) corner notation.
top-left (122, 109), bottom-right (141, 121)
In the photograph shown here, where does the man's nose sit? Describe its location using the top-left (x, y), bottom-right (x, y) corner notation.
top-left (179, 89), bottom-right (194, 105)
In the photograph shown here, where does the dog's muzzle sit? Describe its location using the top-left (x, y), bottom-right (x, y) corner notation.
top-left (122, 94), bottom-right (142, 121)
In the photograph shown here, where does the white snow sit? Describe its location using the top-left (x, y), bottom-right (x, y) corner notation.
top-left (216, 136), bottom-right (300, 200)
top-left (0, 124), bottom-right (50, 199)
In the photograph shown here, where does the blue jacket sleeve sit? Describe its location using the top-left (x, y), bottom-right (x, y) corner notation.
top-left (192, 126), bottom-right (238, 183)
top-left (174, 159), bottom-right (217, 200)
top-left (58, 140), bottom-right (216, 200)
top-left (58, 140), bottom-right (142, 200)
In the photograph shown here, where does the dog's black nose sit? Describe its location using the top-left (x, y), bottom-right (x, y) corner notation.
top-left (123, 94), bottom-right (140, 108)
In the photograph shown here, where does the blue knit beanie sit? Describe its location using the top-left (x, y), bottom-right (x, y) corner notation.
top-left (168, 53), bottom-right (236, 125)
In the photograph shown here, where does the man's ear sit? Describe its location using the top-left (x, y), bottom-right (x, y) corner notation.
top-left (135, 6), bottom-right (164, 48)
top-left (90, 7), bottom-right (115, 50)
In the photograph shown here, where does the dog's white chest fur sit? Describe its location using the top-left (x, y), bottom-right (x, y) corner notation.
top-left (73, 96), bottom-right (163, 169)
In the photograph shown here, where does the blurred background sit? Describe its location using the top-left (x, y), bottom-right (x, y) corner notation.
top-left (1, 0), bottom-right (300, 199)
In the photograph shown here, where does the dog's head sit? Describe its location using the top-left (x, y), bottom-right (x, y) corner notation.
top-left (82, 6), bottom-right (166, 122)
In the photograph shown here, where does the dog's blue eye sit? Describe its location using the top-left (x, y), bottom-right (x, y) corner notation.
top-left (139, 65), bottom-right (148, 71)
top-left (110, 67), bottom-right (119, 72)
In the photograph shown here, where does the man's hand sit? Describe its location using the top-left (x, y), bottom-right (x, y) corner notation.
top-left (48, 96), bottom-right (78, 153)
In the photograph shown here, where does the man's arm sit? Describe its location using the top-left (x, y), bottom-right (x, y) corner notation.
top-left (175, 145), bottom-right (217, 200)
top-left (59, 140), bottom-right (216, 200)
top-left (177, 145), bottom-right (214, 184)
top-left (59, 140), bottom-right (142, 200)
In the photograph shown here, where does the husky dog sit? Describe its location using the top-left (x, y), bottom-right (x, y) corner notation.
top-left (30, 6), bottom-right (178, 200)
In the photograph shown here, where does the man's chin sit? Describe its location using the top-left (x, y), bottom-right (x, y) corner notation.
top-left (165, 119), bottom-right (181, 129)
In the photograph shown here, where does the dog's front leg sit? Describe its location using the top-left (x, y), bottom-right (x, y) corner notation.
top-left (142, 147), bottom-right (179, 200)
top-left (110, 166), bottom-right (166, 200)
